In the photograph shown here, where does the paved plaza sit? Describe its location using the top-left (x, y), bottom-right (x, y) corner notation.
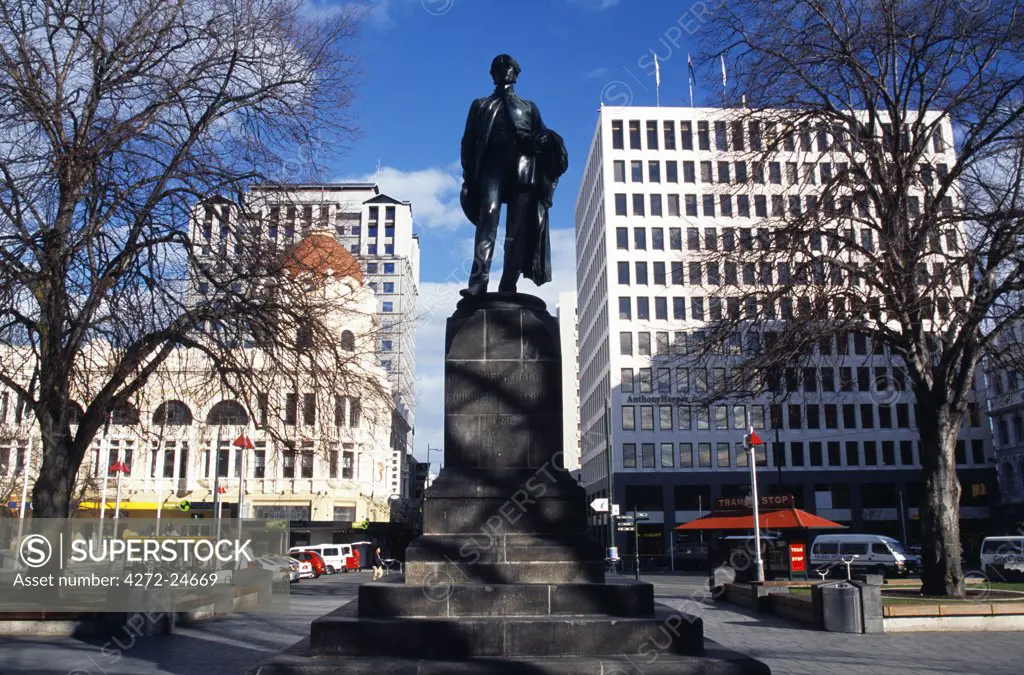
top-left (0, 573), bottom-right (1019, 675)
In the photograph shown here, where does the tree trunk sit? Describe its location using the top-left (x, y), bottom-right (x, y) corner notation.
top-left (31, 414), bottom-right (79, 519)
top-left (918, 403), bottom-right (966, 597)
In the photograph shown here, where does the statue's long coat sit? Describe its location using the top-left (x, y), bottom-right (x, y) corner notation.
top-left (460, 93), bottom-right (568, 286)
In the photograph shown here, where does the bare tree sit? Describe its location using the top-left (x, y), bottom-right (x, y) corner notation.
top-left (0, 0), bottom-right (369, 518)
top-left (688, 0), bottom-right (1024, 596)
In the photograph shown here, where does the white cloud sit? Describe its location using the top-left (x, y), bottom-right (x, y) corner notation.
top-left (338, 163), bottom-right (467, 230)
top-left (569, 0), bottom-right (622, 10)
top-left (411, 227), bottom-right (578, 464)
top-left (583, 67), bottom-right (609, 81)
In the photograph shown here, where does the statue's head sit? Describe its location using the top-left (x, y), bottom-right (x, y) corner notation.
top-left (490, 54), bottom-right (521, 86)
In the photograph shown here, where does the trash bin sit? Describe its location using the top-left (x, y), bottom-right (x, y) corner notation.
top-left (820, 581), bottom-right (863, 633)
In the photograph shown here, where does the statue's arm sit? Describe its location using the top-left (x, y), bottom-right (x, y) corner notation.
top-left (461, 100), bottom-right (478, 184)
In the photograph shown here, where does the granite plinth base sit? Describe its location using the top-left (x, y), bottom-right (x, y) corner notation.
top-left (358, 578), bottom-right (654, 618)
top-left (420, 470), bottom-right (590, 539)
top-left (250, 650), bottom-right (771, 675)
top-left (306, 599), bottom-right (701, 659)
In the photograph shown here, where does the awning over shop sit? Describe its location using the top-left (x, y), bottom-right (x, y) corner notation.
top-left (77, 501), bottom-right (165, 511)
top-left (675, 507), bottom-right (846, 531)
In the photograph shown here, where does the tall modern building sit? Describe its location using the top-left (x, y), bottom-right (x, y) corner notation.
top-left (556, 291), bottom-right (582, 479)
top-left (985, 322), bottom-right (1024, 526)
top-left (240, 184), bottom-right (421, 498)
top-left (574, 105), bottom-right (996, 559)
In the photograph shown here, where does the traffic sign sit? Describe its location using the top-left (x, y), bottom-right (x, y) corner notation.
top-left (744, 430), bottom-right (765, 447)
top-left (617, 525), bottom-right (636, 532)
top-left (616, 514), bottom-right (635, 522)
top-left (590, 498), bottom-right (609, 513)
top-left (633, 511), bottom-right (650, 520)
top-left (611, 504), bottom-right (620, 516)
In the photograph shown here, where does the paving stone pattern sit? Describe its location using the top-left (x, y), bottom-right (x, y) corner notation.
top-left (0, 573), bottom-right (1020, 675)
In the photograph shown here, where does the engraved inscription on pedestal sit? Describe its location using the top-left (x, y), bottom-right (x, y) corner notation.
top-left (445, 360), bottom-right (560, 470)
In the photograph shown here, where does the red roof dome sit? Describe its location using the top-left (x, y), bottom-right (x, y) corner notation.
top-left (282, 234), bottom-right (364, 284)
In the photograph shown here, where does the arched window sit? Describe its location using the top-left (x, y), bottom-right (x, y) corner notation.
top-left (110, 402), bottom-right (140, 425)
top-left (206, 400), bottom-right (249, 426)
top-left (340, 330), bottom-right (355, 352)
top-left (153, 400), bottom-right (194, 426)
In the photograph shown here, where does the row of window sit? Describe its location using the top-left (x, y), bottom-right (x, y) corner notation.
top-left (366, 262), bottom-right (398, 275)
top-left (619, 330), bottom-right (886, 358)
top-left (613, 158), bottom-right (950, 188)
top-left (609, 118), bottom-right (948, 155)
top-left (614, 225), bottom-right (958, 253)
top-left (350, 242), bottom-right (395, 256)
top-left (995, 413), bottom-right (1024, 448)
top-left (620, 364), bottom-right (917, 398)
top-left (612, 191), bottom-right (954, 220)
top-left (75, 439), bottom-right (364, 481)
top-left (201, 204), bottom-right (397, 242)
top-left (621, 438), bottom-right (984, 471)
top-left (619, 402), bottom-right (922, 432)
top-left (616, 293), bottom-right (958, 323)
top-left (616, 259), bottom-right (951, 289)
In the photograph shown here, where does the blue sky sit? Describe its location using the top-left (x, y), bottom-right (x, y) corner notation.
top-left (317, 0), bottom-right (719, 465)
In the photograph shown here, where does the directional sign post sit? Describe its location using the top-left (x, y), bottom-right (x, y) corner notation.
top-left (589, 498), bottom-right (609, 513)
top-left (611, 504), bottom-right (620, 517)
top-left (629, 512), bottom-right (650, 580)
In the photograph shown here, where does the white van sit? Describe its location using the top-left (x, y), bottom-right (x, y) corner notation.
top-left (980, 536), bottom-right (1024, 580)
top-left (810, 534), bottom-right (918, 578)
top-left (289, 544), bottom-right (353, 574)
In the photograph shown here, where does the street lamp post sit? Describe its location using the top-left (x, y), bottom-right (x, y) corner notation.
top-left (110, 460), bottom-right (130, 530)
top-left (745, 428), bottom-right (765, 583)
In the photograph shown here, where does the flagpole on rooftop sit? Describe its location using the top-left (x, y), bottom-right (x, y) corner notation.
top-left (654, 54), bottom-right (661, 108)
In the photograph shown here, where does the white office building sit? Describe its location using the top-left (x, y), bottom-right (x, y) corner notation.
top-left (574, 105), bottom-right (995, 559)
top-left (557, 291), bottom-right (582, 480)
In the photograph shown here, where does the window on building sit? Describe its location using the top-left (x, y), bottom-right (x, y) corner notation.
top-left (698, 443), bottom-right (712, 467)
top-left (302, 393), bottom-right (315, 426)
top-left (623, 443), bottom-right (637, 468)
top-left (641, 443), bottom-right (656, 468)
top-left (621, 368), bottom-right (635, 393)
top-left (622, 407), bottom-right (635, 430)
top-left (612, 120), bottom-right (624, 149)
top-left (681, 121), bottom-right (693, 149)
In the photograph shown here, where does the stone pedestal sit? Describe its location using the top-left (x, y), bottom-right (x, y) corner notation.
top-left (248, 294), bottom-right (769, 675)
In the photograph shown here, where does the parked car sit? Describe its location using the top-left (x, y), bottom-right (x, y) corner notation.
top-left (291, 550), bottom-right (327, 578)
top-left (980, 536), bottom-right (1024, 580)
top-left (253, 555), bottom-right (294, 584)
top-left (289, 556), bottom-right (314, 581)
top-left (810, 534), bottom-right (918, 578)
top-left (289, 544), bottom-right (352, 574)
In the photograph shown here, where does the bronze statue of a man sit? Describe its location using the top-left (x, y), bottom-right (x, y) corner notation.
top-left (459, 54), bottom-right (568, 298)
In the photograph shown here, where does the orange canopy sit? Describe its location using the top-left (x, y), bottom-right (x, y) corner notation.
top-left (674, 507), bottom-right (846, 531)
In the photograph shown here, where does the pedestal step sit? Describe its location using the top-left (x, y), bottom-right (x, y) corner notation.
top-left (253, 650), bottom-right (771, 675)
top-left (404, 534), bottom-right (605, 585)
top-left (308, 600), bottom-right (703, 659)
top-left (358, 579), bottom-right (654, 619)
